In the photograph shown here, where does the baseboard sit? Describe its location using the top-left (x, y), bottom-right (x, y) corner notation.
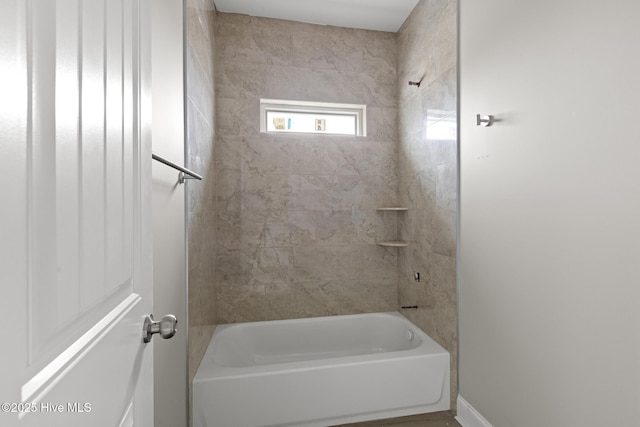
top-left (455, 395), bottom-right (494, 427)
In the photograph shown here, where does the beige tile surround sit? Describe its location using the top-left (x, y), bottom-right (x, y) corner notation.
top-left (213, 12), bottom-right (400, 324)
top-left (397, 0), bottom-right (458, 408)
top-left (185, 0), bottom-right (218, 382)
top-left (186, 0), bottom-right (458, 415)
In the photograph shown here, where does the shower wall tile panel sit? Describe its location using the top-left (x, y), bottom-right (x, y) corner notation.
top-left (187, 0), bottom-right (217, 325)
top-left (215, 14), bottom-right (400, 323)
top-left (186, 0), bottom-right (217, 383)
top-left (397, 0), bottom-right (458, 409)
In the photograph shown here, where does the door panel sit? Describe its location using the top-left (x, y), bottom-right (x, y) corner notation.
top-left (55, 0), bottom-right (82, 332)
top-left (1, 0), bottom-right (153, 425)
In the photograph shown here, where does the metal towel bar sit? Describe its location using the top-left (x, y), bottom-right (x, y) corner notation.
top-left (152, 152), bottom-right (203, 184)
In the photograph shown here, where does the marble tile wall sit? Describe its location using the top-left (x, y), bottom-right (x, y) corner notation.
top-left (396, 0), bottom-right (458, 409)
top-left (187, 2), bottom-right (459, 413)
top-left (214, 13), bottom-right (400, 323)
top-left (185, 0), bottom-right (217, 382)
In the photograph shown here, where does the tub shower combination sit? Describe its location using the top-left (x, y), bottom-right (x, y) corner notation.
top-left (193, 312), bottom-right (450, 427)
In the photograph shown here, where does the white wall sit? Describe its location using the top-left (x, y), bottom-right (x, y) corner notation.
top-left (458, 1), bottom-right (640, 426)
top-left (152, 0), bottom-right (187, 426)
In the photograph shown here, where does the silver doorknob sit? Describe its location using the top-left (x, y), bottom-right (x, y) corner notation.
top-left (143, 314), bottom-right (177, 343)
top-left (476, 114), bottom-right (495, 127)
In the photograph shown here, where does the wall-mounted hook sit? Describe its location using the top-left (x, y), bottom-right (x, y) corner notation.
top-left (408, 80), bottom-right (421, 88)
top-left (476, 114), bottom-right (495, 127)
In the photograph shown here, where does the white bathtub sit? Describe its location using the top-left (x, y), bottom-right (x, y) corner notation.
top-left (192, 312), bottom-right (450, 427)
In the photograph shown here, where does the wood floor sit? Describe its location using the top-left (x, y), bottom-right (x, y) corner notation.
top-left (335, 411), bottom-right (461, 427)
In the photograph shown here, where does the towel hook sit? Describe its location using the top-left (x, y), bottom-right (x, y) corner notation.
top-left (476, 114), bottom-right (495, 127)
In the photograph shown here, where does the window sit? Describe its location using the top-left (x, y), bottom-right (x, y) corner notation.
top-left (260, 99), bottom-right (366, 136)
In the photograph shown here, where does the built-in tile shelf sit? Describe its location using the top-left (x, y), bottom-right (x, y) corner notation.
top-left (376, 207), bottom-right (408, 247)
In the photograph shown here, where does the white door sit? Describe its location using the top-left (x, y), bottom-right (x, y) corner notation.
top-left (1, 0), bottom-right (155, 426)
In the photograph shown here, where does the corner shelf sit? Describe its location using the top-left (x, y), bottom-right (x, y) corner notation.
top-left (376, 241), bottom-right (409, 247)
top-left (376, 207), bottom-right (409, 247)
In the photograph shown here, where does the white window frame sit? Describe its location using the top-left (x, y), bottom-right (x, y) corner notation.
top-left (260, 99), bottom-right (366, 136)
